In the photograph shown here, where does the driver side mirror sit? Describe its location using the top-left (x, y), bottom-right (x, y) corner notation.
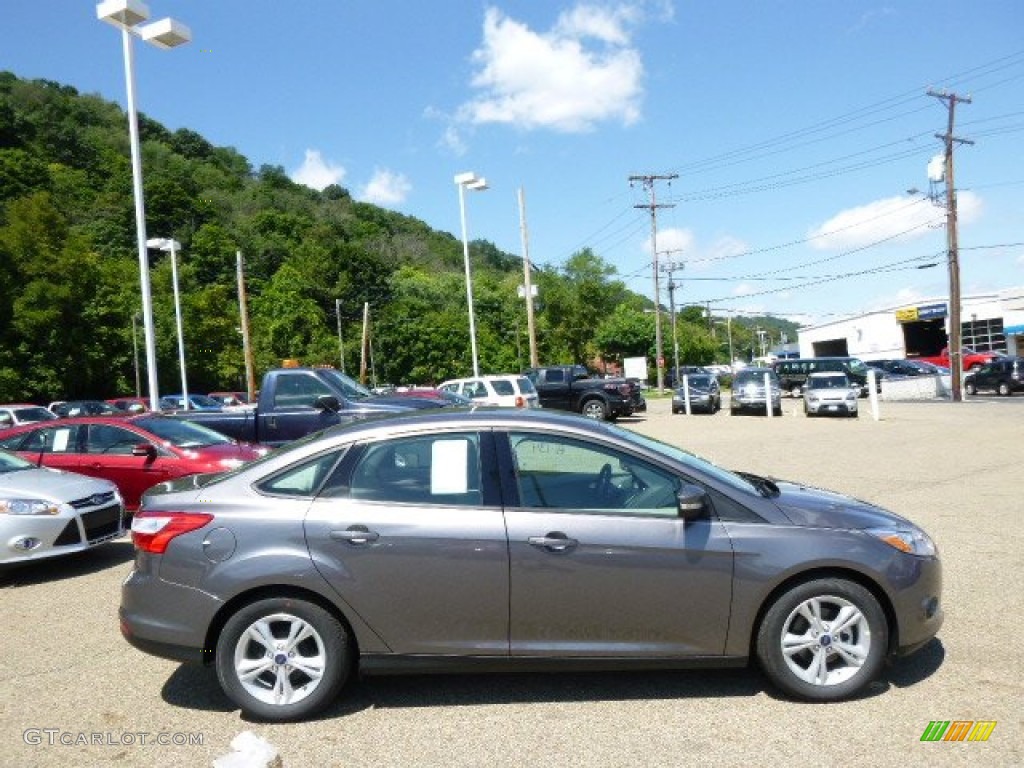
top-left (132, 443), bottom-right (157, 459)
top-left (315, 395), bottom-right (341, 413)
top-left (676, 483), bottom-right (708, 521)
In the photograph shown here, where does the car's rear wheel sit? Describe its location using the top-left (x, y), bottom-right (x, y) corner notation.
top-left (756, 578), bottom-right (887, 701)
top-left (997, 382), bottom-right (1011, 396)
top-left (965, 381), bottom-right (977, 396)
top-left (216, 597), bottom-right (351, 721)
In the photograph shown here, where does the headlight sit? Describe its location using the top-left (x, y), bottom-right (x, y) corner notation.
top-left (0, 499), bottom-right (60, 516)
top-left (866, 527), bottom-right (937, 557)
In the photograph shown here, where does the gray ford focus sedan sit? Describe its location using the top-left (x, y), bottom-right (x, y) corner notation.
top-left (120, 409), bottom-right (942, 721)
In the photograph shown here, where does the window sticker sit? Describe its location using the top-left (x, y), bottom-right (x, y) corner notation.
top-left (53, 429), bottom-right (72, 452)
top-left (431, 439), bottom-right (468, 494)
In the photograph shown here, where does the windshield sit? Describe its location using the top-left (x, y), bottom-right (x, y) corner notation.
top-left (317, 369), bottom-right (374, 400)
top-left (189, 394), bottom-right (223, 408)
top-left (14, 407), bottom-right (55, 422)
top-left (0, 449), bottom-right (33, 472)
top-left (601, 422), bottom-right (759, 496)
top-left (136, 416), bottom-right (234, 448)
top-left (684, 375), bottom-right (713, 388)
top-left (846, 359), bottom-right (869, 375)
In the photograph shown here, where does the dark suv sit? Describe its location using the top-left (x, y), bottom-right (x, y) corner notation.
top-left (773, 357), bottom-right (873, 397)
top-left (964, 356), bottom-right (1023, 396)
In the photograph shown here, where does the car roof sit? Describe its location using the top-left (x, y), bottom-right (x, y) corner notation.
top-left (315, 407), bottom-right (615, 443)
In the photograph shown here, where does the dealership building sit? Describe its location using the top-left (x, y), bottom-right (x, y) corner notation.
top-left (796, 287), bottom-right (1024, 362)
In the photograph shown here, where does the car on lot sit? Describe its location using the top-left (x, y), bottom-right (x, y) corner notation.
top-left (0, 404), bottom-right (57, 430)
top-left (438, 375), bottom-right (540, 408)
top-left (1, 448), bottom-right (125, 566)
top-left (729, 368), bottom-right (782, 415)
top-left (873, 359), bottom-right (945, 378)
top-left (119, 409), bottom-right (942, 722)
top-left (159, 394), bottom-right (224, 412)
top-left (107, 397), bottom-right (151, 414)
top-left (773, 357), bottom-right (873, 397)
top-left (208, 392), bottom-right (253, 408)
top-left (49, 400), bottom-right (129, 418)
top-left (803, 372), bottom-right (859, 418)
top-left (391, 387), bottom-right (472, 406)
top-left (964, 356), bottom-right (1024, 396)
top-left (671, 374), bottom-right (721, 414)
top-left (0, 415), bottom-right (267, 511)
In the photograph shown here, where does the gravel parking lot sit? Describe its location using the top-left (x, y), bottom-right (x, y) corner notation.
top-left (1, 397), bottom-right (1021, 767)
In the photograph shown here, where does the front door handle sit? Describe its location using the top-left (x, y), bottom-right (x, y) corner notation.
top-left (330, 525), bottom-right (380, 545)
top-left (528, 532), bottom-right (578, 552)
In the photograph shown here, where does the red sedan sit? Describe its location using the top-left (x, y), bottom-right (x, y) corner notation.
top-left (0, 415), bottom-right (268, 510)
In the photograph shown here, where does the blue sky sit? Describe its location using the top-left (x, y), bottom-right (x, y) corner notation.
top-left (4, 1), bottom-right (1023, 325)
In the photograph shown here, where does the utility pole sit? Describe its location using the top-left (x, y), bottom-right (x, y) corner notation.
top-left (334, 298), bottom-right (346, 374)
top-left (236, 251), bottom-right (256, 402)
top-left (660, 257), bottom-right (683, 387)
top-left (928, 89), bottom-right (973, 402)
top-left (518, 187), bottom-right (539, 368)
top-left (630, 173), bottom-right (677, 391)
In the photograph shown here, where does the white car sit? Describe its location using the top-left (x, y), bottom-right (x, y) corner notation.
top-left (438, 375), bottom-right (540, 408)
top-left (0, 449), bottom-right (126, 565)
top-left (803, 372), bottom-right (859, 418)
top-left (0, 404), bottom-right (57, 430)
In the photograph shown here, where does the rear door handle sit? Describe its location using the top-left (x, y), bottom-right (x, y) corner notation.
top-left (528, 532), bottom-right (578, 552)
top-left (330, 526), bottom-right (380, 545)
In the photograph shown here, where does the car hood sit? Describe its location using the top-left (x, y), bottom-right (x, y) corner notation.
top-left (0, 467), bottom-right (116, 501)
top-left (770, 480), bottom-right (914, 530)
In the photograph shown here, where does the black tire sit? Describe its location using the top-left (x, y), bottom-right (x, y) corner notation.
top-left (580, 399), bottom-right (609, 421)
top-left (216, 596), bottom-right (351, 721)
top-left (964, 381), bottom-right (977, 396)
top-left (773, 407), bottom-right (783, 417)
top-left (997, 382), bottom-right (1011, 396)
top-left (756, 578), bottom-right (887, 702)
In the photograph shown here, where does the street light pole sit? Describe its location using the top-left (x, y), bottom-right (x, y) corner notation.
top-left (131, 312), bottom-right (141, 398)
top-left (455, 171), bottom-right (488, 377)
top-left (147, 238), bottom-right (188, 409)
top-left (97, 0), bottom-right (191, 412)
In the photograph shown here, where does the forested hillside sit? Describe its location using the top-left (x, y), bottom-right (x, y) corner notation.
top-left (0, 72), bottom-right (793, 401)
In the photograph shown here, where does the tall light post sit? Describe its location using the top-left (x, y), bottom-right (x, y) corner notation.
top-left (454, 171), bottom-right (488, 377)
top-left (97, 0), bottom-right (191, 412)
top-left (131, 312), bottom-right (142, 398)
top-left (147, 238), bottom-right (188, 409)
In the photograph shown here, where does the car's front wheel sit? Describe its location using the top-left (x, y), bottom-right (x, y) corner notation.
top-left (580, 399), bottom-right (609, 421)
top-left (997, 382), bottom-right (1011, 396)
top-left (965, 381), bottom-right (977, 396)
top-left (756, 578), bottom-right (887, 701)
top-left (216, 596), bottom-right (351, 721)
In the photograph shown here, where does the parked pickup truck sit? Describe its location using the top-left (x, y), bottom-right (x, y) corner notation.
top-left (523, 365), bottom-right (646, 421)
top-left (914, 347), bottom-right (1002, 371)
top-left (171, 368), bottom-right (441, 446)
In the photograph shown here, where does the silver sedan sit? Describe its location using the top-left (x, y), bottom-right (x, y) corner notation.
top-left (1, 449), bottom-right (125, 565)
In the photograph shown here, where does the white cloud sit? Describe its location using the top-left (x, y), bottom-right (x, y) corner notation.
top-left (291, 149), bottom-right (346, 191)
top-left (456, 4), bottom-right (649, 133)
top-left (645, 227), bottom-right (694, 260)
top-left (807, 195), bottom-right (952, 251)
top-left (359, 169), bottom-right (412, 206)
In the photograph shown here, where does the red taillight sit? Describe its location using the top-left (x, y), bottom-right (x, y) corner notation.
top-left (130, 511), bottom-right (213, 554)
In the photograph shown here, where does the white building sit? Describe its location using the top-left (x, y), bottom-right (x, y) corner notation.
top-left (797, 287), bottom-right (1024, 361)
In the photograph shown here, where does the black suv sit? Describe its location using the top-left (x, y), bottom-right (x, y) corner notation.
top-left (964, 356), bottom-right (1023, 396)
